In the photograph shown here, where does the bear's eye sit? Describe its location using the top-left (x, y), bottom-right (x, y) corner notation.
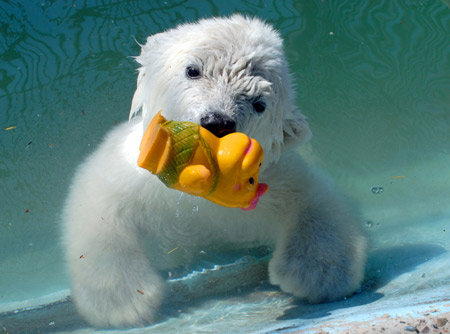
top-left (186, 66), bottom-right (201, 79)
top-left (249, 177), bottom-right (255, 185)
top-left (252, 101), bottom-right (266, 113)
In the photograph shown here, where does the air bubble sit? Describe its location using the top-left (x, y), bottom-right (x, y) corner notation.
top-left (371, 186), bottom-right (384, 194)
top-left (364, 220), bottom-right (374, 228)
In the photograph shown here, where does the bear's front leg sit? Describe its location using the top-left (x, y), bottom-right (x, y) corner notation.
top-left (65, 213), bottom-right (164, 328)
top-left (268, 206), bottom-right (367, 303)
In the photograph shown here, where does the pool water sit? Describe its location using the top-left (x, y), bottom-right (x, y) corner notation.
top-left (1, 0), bottom-right (449, 333)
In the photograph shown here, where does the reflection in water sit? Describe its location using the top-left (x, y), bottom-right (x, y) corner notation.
top-left (288, 0), bottom-right (449, 228)
top-left (290, 0), bottom-right (449, 172)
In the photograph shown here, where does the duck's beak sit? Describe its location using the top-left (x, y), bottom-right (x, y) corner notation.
top-left (240, 183), bottom-right (268, 211)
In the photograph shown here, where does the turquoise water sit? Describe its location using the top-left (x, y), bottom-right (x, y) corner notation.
top-left (1, 0), bottom-right (449, 333)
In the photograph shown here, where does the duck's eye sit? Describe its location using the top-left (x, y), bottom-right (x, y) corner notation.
top-left (249, 177), bottom-right (255, 185)
top-left (252, 101), bottom-right (266, 113)
top-left (186, 66), bottom-right (201, 79)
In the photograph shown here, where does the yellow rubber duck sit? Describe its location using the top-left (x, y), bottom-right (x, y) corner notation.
top-left (138, 111), bottom-right (268, 210)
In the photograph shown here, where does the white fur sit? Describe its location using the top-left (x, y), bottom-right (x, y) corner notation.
top-left (63, 15), bottom-right (367, 328)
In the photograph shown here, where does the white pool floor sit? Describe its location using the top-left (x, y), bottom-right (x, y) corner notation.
top-left (1, 217), bottom-right (449, 334)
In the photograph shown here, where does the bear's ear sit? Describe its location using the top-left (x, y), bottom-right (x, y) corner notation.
top-left (129, 33), bottom-right (165, 120)
top-left (282, 108), bottom-right (312, 149)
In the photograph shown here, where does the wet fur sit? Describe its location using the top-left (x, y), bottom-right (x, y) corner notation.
top-left (63, 15), bottom-right (367, 328)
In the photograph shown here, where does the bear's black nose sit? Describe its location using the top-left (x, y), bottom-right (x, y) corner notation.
top-left (200, 112), bottom-right (236, 138)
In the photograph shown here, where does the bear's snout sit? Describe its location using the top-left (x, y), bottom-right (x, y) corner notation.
top-left (200, 112), bottom-right (236, 138)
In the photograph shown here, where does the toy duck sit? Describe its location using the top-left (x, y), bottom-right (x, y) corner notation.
top-left (138, 111), bottom-right (268, 210)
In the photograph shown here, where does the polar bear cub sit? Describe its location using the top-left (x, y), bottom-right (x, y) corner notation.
top-left (63, 15), bottom-right (366, 328)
